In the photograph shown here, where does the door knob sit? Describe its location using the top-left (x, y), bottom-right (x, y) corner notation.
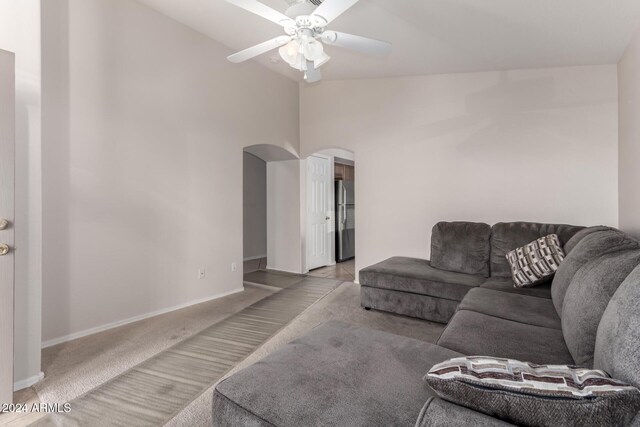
top-left (0, 219), bottom-right (8, 230)
top-left (326, 216), bottom-right (331, 221)
top-left (0, 243), bottom-right (9, 256)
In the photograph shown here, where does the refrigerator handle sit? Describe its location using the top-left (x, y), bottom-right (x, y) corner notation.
top-left (342, 186), bottom-right (347, 225)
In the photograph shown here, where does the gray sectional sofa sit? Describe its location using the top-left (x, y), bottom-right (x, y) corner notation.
top-left (212, 222), bottom-right (640, 426)
top-left (360, 222), bottom-right (588, 323)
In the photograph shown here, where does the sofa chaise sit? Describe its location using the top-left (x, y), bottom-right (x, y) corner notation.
top-left (212, 222), bottom-right (640, 426)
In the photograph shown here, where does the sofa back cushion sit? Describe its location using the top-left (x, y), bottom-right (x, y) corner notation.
top-left (431, 222), bottom-right (491, 277)
top-left (564, 226), bottom-right (613, 254)
top-left (561, 250), bottom-right (640, 367)
top-left (595, 263), bottom-right (640, 388)
top-left (551, 230), bottom-right (639, 316)
top-left (490, 222), bottom-right (584, 277)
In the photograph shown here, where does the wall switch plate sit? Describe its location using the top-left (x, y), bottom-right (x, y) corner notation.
top-left (198, 269), bottom-right (206, 279)
top-left (231, 262), bottom-right (237, 272)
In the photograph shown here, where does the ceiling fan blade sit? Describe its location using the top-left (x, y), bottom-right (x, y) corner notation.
top-left (311, 0), bottom-right (360, 26)
top-left (304, 61), bottom-right (322, 83)
top-left (224, 0), bottom-right (294, 27)
top-left (228, 36), bottom-right (292, 63)
top-left (321, 31), bottom-right (392, 56)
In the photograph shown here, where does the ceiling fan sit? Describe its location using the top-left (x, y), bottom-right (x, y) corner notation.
top-left (224, 0), bottom-right (392, 83)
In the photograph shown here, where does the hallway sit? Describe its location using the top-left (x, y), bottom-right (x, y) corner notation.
top-left (244, 258), bottom-right (356, 282)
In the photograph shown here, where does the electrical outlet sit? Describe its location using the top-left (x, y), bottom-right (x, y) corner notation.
top-left (231, 262), bottom-right (237, 272)
top-left (198, 269), bottom-right (206, 279)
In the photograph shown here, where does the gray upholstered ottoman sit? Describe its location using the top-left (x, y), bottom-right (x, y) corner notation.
top-left (212, 321), bottom-right (463, 427)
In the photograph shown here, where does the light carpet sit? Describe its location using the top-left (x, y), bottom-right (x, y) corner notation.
top-left (34, 277), bottom-right (342, 426)
top-left (167, 281), bottom-right (446, 426)
top-left (36, 286), bottom-right (276, 406)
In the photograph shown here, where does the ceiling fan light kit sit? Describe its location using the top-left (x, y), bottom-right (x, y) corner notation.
top-left (225, 0), bottom-right (392, 83)
top-left (279, 36), bottom-right (330, 67)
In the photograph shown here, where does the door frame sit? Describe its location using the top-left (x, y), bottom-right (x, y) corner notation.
top-left (305, 154), bottom-right (332, 271)
top-left (0, 49), bottom-right (15, 404)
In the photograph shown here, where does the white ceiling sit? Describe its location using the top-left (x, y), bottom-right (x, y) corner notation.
top-left (137, 0), bottom-right (640, 81)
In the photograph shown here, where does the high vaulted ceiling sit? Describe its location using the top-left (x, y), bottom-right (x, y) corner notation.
top-left (137, 0), bottom-right (640, 81)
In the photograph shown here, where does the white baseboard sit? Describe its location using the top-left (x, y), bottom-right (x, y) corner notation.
top-left (243, 254), bottom-right (266, 261)
top-left (41, 287), bottom-right (245, 349)
top-left (265, 265), bottom-right (304, 275)
top-left (14, 371), bottom-right (44, 391)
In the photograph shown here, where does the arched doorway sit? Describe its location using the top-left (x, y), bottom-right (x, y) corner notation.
top-left (242, 145), bottom-right (356, 282)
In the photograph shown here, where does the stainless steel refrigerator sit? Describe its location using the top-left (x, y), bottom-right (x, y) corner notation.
top-left (336, 181), bottom-right (355, 262)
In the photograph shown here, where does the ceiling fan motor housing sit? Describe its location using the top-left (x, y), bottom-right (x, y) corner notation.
top-left (285, 1), bottom-right (318, 19)
top-left (284, 15), bottom-right (327, 38)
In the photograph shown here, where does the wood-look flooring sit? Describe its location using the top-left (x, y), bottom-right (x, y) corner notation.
top-left (32, 275), bottom-right (341, 426)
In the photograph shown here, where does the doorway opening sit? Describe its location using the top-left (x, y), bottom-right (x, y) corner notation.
top-left (242, 150), bottom-right (267, 274)
top-left (242, 145), bottom-right (356, 283)
top-left (305, 148), bottom-right (355, 282)
top-left (242, 144), bottom-right (299, 276)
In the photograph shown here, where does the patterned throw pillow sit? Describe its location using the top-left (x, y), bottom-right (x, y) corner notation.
top-left (506, 234), bottom-right (565, 288)
top-left (425, 357), bottom-right (640, 427)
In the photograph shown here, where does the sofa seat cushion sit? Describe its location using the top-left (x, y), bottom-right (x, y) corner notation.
top-left (458, 288), bottom-right (560, 330)
top-left (437, 310), bottom-right (574, 365)
top-left (359, 257), bottom-right (485, 301)
top-left (212, 321), bottom-right (464, 427)
top-left (416, 398), bottom-right (513, 427)
top-left (480, 276), bottom-right (552, 299)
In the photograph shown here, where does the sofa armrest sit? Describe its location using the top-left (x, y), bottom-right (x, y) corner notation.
top-left (415, 398), bottom-right (513, 427)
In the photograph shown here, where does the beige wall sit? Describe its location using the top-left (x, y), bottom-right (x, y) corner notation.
top-left (300, 66), bottom-right (619, 279)
top-left (0, 0), bottom-right (42, 389)
top-left (41, 0), bottom-right (299, 344)
top-left (267, 160), bottom-right (304, 274)
top-left (619, 27), bottom-right (640, 239)
top-left (243, 152), bottom-right (267, 260)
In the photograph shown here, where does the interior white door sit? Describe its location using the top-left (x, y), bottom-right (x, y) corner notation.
top-left (306, 155), bottom-right (331, 271)
top-left (0, 49), bottom-right (15, 404)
